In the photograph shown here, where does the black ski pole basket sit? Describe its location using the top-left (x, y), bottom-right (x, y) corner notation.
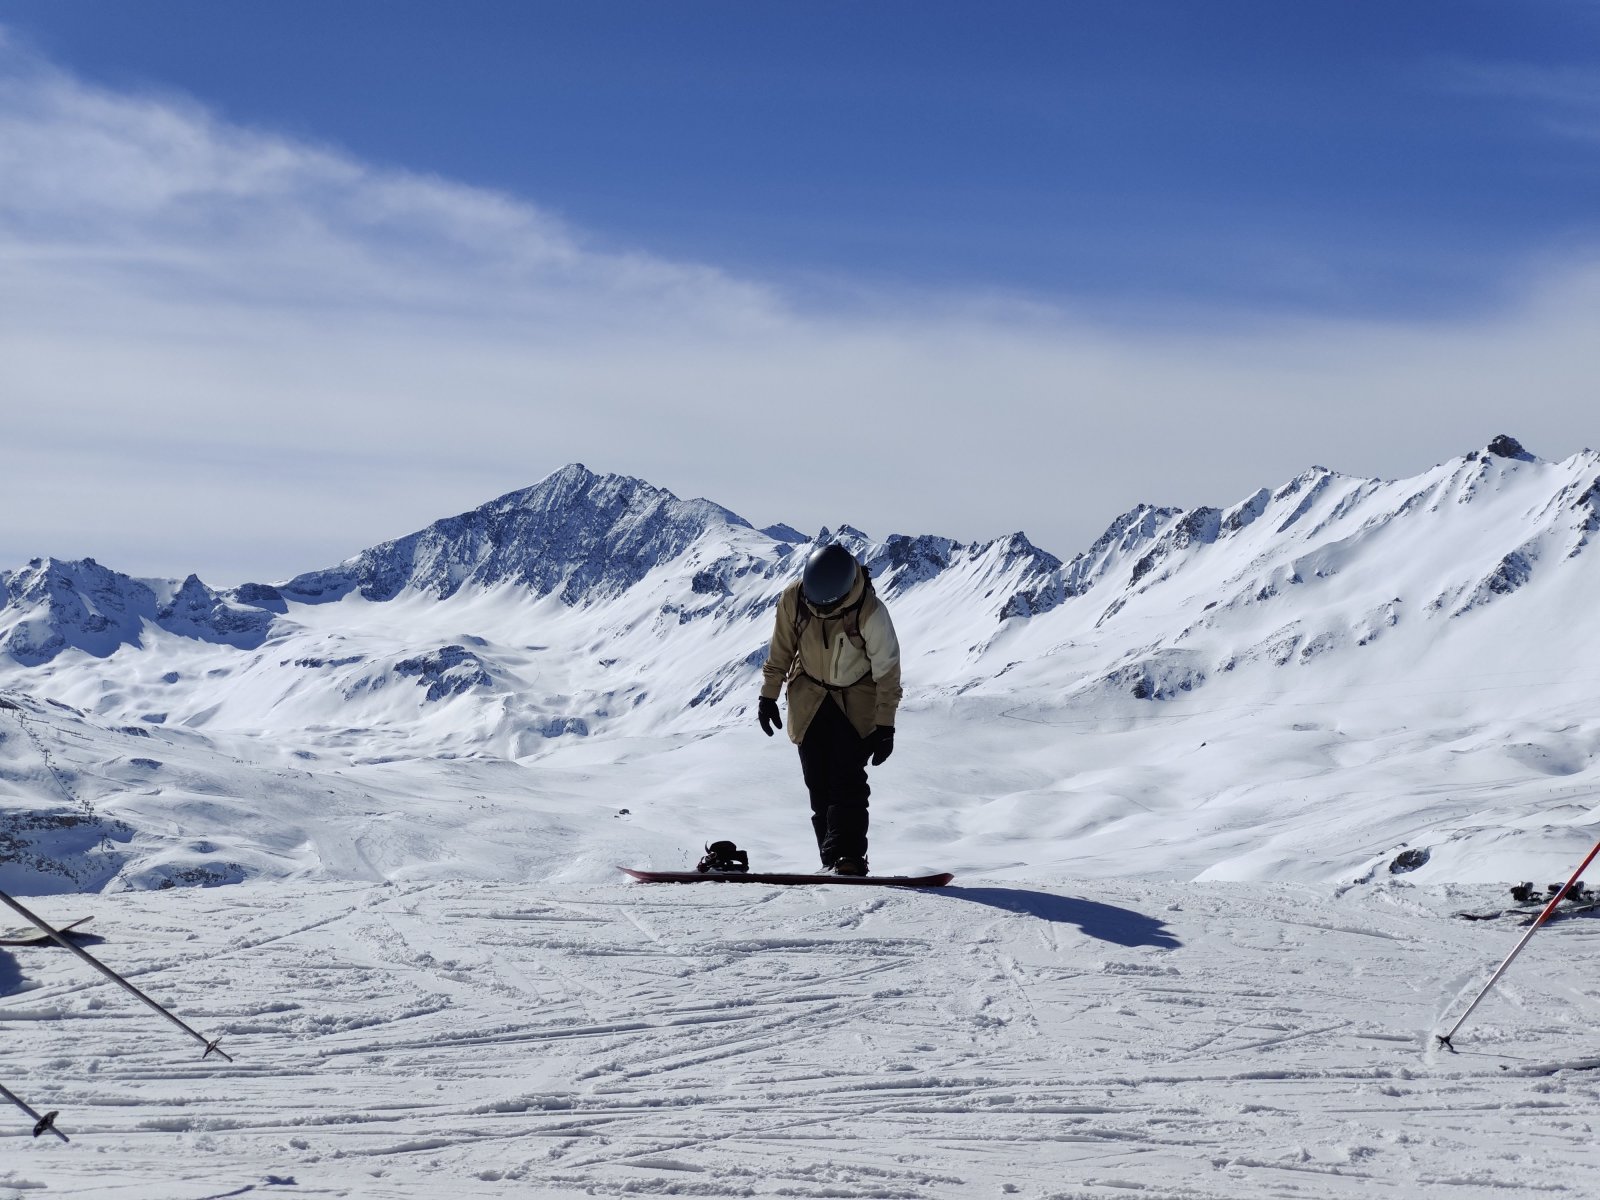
top-left (697, 841), bottom-right (749, 873)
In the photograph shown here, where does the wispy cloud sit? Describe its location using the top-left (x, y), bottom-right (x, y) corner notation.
top-left (3, 34), bottom-right (1599, 585)
top-left (0, 43), bottom-right (780, 333)
top-left (1432, 58), bottom-right (1600, 139)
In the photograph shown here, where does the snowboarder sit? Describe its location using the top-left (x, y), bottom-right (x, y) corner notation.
top-left (758, 543), bottom-right (902, 876)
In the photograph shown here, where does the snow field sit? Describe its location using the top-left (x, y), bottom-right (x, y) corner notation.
top-left (6, 675), bottom-right (1600, 898)
top-left (4, 878), bottom-right (1600, 1199)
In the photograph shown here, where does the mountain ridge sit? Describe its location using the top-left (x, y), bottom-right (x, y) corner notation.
top-left (4, 437), bottom-right (1597, 691)
top-left (0, 461), bottom-right (1069, 665)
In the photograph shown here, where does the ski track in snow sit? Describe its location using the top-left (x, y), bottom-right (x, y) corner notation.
top-left (5, 880), bottom-right (1600, 1199)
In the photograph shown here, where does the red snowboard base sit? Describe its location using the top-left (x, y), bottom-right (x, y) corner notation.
top-left (621, 867), bottom-right (954, 888)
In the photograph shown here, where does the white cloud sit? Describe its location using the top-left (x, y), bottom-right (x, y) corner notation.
top-left (2, 36), bottom-right (1598, 584)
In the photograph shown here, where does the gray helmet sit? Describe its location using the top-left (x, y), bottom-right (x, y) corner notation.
top-left (801, 543), bottom-right (859, 612)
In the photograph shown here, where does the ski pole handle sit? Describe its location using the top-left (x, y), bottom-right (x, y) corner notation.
top-left (0, 1081), bottom-right (68, 1143)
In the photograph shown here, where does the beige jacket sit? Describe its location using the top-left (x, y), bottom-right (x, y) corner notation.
top-left (760, 571), bottom-right (903, 745)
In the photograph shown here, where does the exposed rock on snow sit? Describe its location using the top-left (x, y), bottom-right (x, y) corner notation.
top-left (1486, 433), bottom-right (1534, 461)
top-left (392, 646), bottom-right (494, 702)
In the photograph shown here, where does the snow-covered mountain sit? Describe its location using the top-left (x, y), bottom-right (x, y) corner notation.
top-left (2, 437), bottom-right (1598, 894)
top-left (0, 558), bottom-right (275, 666)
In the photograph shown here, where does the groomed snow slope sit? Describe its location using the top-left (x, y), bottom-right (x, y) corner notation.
top-left (3, 879), bottom-right (1600, 1199)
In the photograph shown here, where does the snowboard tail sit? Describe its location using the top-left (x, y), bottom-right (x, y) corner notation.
top-left (621, 868), bottom-right (953, 888)
top-left (0, 916), bottom-right (94, 947)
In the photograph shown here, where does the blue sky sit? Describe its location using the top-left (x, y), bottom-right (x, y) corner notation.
top-left (8, 0), bottom-right (1598, 316)
top-left (1, 3), bottom-right (1598, 582)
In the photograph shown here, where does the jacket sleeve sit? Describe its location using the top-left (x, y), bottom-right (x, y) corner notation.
top-left (861, 602), bottom-right (902, 727)
top-left (760, 588), bottom-right (797, 701)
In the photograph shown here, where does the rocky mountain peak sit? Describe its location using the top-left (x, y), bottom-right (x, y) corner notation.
top-left (759, 523), bottom-right (808, 545)
top-left (1484, 434), bottom-right (1534, 462)
top-left (282, 464), bottom-right (756, 604)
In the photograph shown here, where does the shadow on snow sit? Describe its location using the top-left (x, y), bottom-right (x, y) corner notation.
top-left (932, 886), bottom-right (1182, 949)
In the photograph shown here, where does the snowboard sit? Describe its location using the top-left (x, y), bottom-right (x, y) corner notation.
top-left (1454, 882), bottom-right (1600, 924)
top-left (621, 867), bottom-right (954, 888)
top-left (1456, 901), bottom-right (1600, 924)
top-left (0, 916), bottom-right (93, 947)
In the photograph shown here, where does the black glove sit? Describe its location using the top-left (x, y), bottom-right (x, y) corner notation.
top-left (758, 696), bottom-right (783, 737)
top-left (863, 725), bottom-right (895, 765)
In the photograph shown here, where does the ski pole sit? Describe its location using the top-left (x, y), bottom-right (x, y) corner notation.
top-left (1437, 834), bottom-right (1600, 1050)
top-left (0, 1080), bottom-right (68, 1142)
top-left (0, 890), bottom-right (232, 1062)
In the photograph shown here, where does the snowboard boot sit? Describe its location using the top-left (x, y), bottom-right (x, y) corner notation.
top-left (832, 857), bottom-right (868, 877)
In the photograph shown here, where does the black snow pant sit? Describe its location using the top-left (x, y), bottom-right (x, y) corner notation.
top-left (798, 696), bottom-right (870, 867)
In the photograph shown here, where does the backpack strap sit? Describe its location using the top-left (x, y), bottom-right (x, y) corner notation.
top-left (842, 573), bottom-right (874, 651)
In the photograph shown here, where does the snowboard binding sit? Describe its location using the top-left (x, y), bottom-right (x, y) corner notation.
top-left (1511, 880), bottom-right (1592, 904)
top-left (697, 841), bottom-right (749, 874)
